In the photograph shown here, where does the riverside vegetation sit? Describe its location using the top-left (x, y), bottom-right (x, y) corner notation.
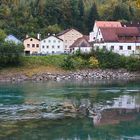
top-left (0, 29), bottom-right (140, 78)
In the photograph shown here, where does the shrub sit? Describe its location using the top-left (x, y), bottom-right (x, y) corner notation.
top-left (125, 57), bottom-right (140, 71)
top-left (0, 41), bottom-right (24, 67)
top-left (89, 57), bottom-right (99, 68)
top-left (60, 55), bottom-right (75, 70)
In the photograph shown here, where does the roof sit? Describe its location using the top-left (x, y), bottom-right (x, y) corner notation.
top-left (70, 36), bottom-right (92, 48)
top-left (99, 27), bottom-right (140, 43)
top-left (42, 35), bottom-right (63, 41)
top-left (5, 35), bottom-right (21, 44)
top-left (122, 22), bottom-right (140, 27)
top-left (57, 28), bottom-right (83, 36)
top-left (23, 37), bottom-right (40, 41)
top-left (95, 21), bottom-right (122, 28)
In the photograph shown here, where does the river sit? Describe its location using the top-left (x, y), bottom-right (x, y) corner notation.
top-left (0, 80), bottom-right (140, 140)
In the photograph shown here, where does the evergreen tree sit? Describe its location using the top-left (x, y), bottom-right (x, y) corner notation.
top-left (78, 0), bottom-right (85, 32)
top-left (88, 3), bottom-right (99, 32)
top-left (113, 4), bottom-right (130, 21)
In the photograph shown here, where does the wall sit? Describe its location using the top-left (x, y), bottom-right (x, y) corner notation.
top-left (58, 29), bottom-right (83, 53)
top-left (24, 38), bottom-right (40, 54)
top-left (40, 36), bottom-right (64, 54)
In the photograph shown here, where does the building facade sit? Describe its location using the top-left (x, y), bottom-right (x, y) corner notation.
top-left (89, 21), bottom-right (122, 42)
top-left (93, 27), bottom-right (140, 56)
top-left (57, 28), bottom-right (83, 53)
top-left (70, 36), bottom-right (92, 53)
top-left (23, 37), bottom-right (40, 55)
top-left (40, 35), bottom-right (64, 54)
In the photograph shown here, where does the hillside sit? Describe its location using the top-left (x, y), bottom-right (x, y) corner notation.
top-left (0, 0), bottom-right (139, 39)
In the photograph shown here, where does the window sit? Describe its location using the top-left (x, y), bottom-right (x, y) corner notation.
top-left (136, 46), bottom-right (140, 50)
top-left (65, 45), bottom-right (67, 49)
top-left (52, 45), bottom-right (54, 49)
top-left (111, 46), bottom-right (114, 50)
top-left (27, 44), bottom-right (30, 48)
top-left (53, 40), bottom-right (56, 43)
top-left (52, 51), bottom-right (54, 54)
top-left (58, 40), bottom-right (60, 43)
top-left (119, 46), bottom-right (123, 50)
top-left (36, 44), bottom-right (39, 48)
top-left (44, 40), bottom-right (46, 43)
top-left (32, 44), bottom-right (35, 48)
top-left (48, 40), bottom-right (51, 43)
top-left (100, 38), bottom-right (103, 41)
top-left (58, 46), bottom-right (60, 49)
top-left (42, 45), bottom-right (45, 48)
top-left (128, 46), bottom-right (131, 50)
top-left (65, 40), bottom-right (67, 43)
top-left (47, 46), bottom-right (49, 48)
top-left (30, 39), bottom-right (33, 41)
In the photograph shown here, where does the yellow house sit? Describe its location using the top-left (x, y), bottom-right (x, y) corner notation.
top-left (57, 28), bottom-right (83, 53)
top-left (23, 37), bottom-right (40, 55)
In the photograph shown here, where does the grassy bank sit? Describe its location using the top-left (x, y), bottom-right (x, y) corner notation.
top-left (0, 51), bottom-right (140, 77)
top-left (0, 55), bottom-right (67, 77)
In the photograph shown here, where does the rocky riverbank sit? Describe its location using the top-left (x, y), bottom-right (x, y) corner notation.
top-left (0, 69), bottom-right (139, 83)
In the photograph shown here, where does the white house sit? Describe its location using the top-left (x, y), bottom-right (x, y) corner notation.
top-left (93, 26), bottom-right (140, 56)
top-left (89, 21), bottom-right (122, 42)
top-left (40, 35), bottom-right (64, 55)
top-left (70, 36), bottom-right (92, 53)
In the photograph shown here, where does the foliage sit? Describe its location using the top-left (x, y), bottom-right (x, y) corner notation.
top-left (61, 55), bottom-right (75, 70)
top-left (89, 57), bottom-right (99, 68)
top-left (125, 57), bottom-right (140, 71)
top-left (0, 29), bottom-right (6, 42)
top-left (0, 41), bottom-right (24, 67)
top-left (0, 0), bottom-right (139, 38)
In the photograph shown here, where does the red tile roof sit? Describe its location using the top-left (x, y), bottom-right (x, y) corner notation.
top-left (95, 21), bottom-right (122, 28)
top-left (99, 27), bottom-right (140, 43)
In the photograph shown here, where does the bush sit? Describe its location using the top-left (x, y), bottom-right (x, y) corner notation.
top-left (60, 55), bottom-right (75, 70)
top-left (0, 41), bottom-right (24, 67)
top-left (125, 57), bottom-right (140, 71)
top-left (89, 57), bottom-right (99, 68)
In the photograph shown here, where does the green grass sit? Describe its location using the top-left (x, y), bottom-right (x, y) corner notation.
top-left (22, 55), bottom-right (66, 67)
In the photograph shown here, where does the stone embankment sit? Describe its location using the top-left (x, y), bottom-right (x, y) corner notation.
top-left (0, 69), bottom-right (139, 83)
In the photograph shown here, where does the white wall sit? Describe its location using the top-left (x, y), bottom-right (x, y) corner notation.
top-left (89, 23), bottom-right (99, 42)
top-left (71, 47), bottom-right (92, 53)
top-left (40, 36), bottom-right (64, 54)
top-left (94, 42), bottom-right (140, 56)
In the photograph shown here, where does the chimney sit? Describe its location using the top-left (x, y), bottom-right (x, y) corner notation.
top-left (37, 33), bottom-right (41, 40)
top-left (26, 34), bottom-right (29, 38)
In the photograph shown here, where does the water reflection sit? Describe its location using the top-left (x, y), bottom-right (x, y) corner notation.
top-left (91, 95), bottom-right (140, 126)
top-left (0, 80), bottom-right (140, 140)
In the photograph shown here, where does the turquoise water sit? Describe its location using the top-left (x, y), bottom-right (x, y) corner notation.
top-left (0, 80), bottom-right (140, 140)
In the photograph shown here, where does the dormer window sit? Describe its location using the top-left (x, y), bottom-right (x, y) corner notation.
top-left (30, 39), bottom-right (33, 41)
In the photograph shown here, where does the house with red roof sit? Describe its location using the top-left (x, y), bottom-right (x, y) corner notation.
top-left (93, 26), bottom-right (140, 56)
top-left (89, 21), bottom-right (122, 43)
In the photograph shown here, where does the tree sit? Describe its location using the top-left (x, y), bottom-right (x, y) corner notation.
top-left (87, 3), bottom-right (99, 32)
top-left (0, 41), bottom-right (24, 66)
top-left (113, 4), bottom-right (130, 21)
top-left (0, 29), bottom-right (6, 42)
top-left (78, 0), bottom-right (85, 32)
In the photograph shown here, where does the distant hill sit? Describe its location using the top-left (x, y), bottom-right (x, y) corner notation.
top-left (0, 0), bottom-right (139, 39)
